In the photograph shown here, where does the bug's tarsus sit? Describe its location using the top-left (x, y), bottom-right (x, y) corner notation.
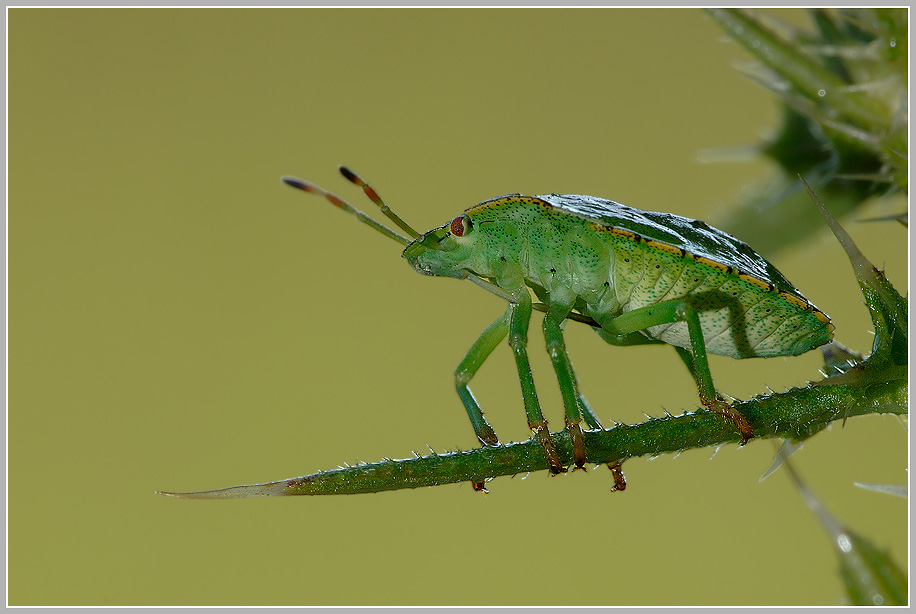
top-left (564, 419), bottom-right (587, 471)
top-left (535, 426), bottom-right (565, 475)
top-left (704, 396), bottom-right (754, 444)
top-left (338, 166), bottom-right (422, 240)
top-left (607, 459), bottom-right (627, 492)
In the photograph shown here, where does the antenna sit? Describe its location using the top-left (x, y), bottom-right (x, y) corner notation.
top-left (281, 174), bottom-right (411, 246)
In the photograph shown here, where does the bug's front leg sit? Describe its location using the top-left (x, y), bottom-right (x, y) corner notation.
top-left (507, 291), bottom-right (564, 475)
top-left (455, 312), bottom-right (510, 447)
top-left (543, 299), bottom-right (591, 470)
top-left (603, 299), bottom-right (754, 444)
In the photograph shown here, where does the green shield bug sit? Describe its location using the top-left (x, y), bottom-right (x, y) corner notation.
top-left (283, 168), bottom-right (834, 477)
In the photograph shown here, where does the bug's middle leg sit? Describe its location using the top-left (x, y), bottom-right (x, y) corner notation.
top-left (543, 300), bottom-right (591, 470)
top-left (507, 292), bottom-right (564, 474)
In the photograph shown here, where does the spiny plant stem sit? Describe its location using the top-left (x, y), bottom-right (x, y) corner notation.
top-left (161, 372), bottom-right (905, 499)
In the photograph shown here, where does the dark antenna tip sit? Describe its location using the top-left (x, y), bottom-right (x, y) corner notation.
top-left (280, 167), bottom-right (413, 246)
top-left (282, 176), bottom-right (308, 190)
top-left (339, 166), bottom-right (359, 184)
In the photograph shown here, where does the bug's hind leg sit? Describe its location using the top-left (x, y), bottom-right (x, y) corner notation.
top-left (543, 301), bottom-right (592, 470)
top-left (604, 299), bottom-right (754, 443)
top-left (455, 312), bottom-right (511, 447)
top-left (671, 345), bottom-right (751, 443)
top-left (507, 293), bottom-right (564, 475)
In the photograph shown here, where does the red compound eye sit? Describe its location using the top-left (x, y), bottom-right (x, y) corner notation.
top-left (450, 215), bottom-right (471, 237)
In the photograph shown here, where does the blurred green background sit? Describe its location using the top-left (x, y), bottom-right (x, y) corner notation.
top-left (9, 8), bottom-right (906, 606)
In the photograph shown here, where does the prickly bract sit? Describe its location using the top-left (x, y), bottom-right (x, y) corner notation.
top-left (404, 193), bottom-right (833, 359)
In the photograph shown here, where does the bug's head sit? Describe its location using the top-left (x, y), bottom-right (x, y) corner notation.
top-left (282, 167), bottom-right (478, 279)
top-left (403, 214), bottom-right (476, 279)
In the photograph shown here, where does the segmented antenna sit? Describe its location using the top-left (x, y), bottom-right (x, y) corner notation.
top-left (339, 166), bottom-right (422, 239)
top-left (282, 168), bottom-right (598, 324)
top-left (281, 175), bottom-right (410, 246)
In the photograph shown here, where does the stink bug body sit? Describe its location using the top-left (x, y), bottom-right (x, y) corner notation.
top-left (283, 168), bottom-right (833, 476)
